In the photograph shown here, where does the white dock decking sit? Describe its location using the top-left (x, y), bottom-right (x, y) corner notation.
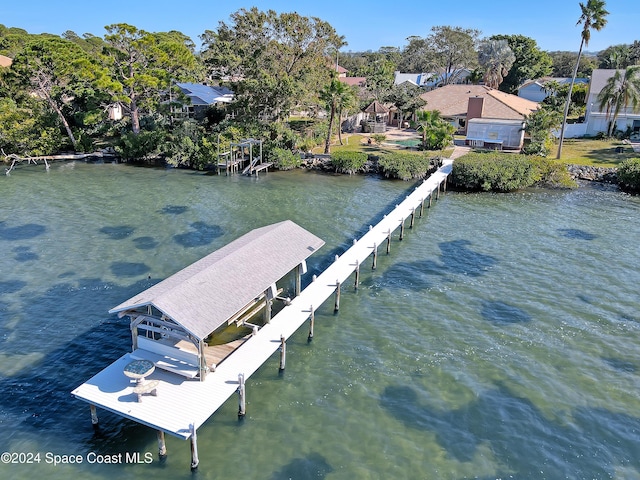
top-left (72, 158), bottom-right (454, 441)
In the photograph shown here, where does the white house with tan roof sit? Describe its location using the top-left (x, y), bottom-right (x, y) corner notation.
top-left (419, 84), bottom-right (539, 149)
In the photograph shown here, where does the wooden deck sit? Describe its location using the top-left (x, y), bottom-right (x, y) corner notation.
top-left (72, 158), bottom-right (453, 441)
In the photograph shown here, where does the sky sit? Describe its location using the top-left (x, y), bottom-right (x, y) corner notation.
top-left (2, 0), bottom-right (638, 54)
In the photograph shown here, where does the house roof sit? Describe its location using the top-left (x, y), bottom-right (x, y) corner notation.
top-left (0, 55), bottom-right (12, 68)
top-left (109, 220), bottom-right (325, 340)
top-left (339, 76), bottom-right (366, 87)
top-left (419, 84), bottom-right (539, 120)
top-left (518, 76), bottom-right (589, 91)
top-left (176, 82), bottom-right (234, 105)
top-left (588, 69), bottom-right (622, 95)
top-left (394, 69), bottom-right (471, 88)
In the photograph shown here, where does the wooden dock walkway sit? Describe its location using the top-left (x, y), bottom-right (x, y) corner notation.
top-left (72, 156), bottom-right (455, 467)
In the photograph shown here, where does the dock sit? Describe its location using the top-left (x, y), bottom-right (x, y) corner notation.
top-left (72, 156), bottom-right (454, 469)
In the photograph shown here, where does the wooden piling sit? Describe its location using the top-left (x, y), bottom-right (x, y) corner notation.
top-left (443, 177), bottom-right (447, 193)
top-left (436, 182), bottom-right (440, 200)
top-left (237, 373), bottom-right (246, 417)
top-left (308, 305), bottom-right (314, 340)
top-left (410, 209), bottom-right (415, 228)
top-left (334, 279), bottom-right (341, 312)
top-left (90, 404), bottom-right (99, 426)
top-left (372, 243), bottom-right (378, 269)
top-left (386, 230), bottom-right (391, 254)
top-left (189, 423), bottom-right (199, 470)
top-left (279, 335), bottom-right (286, 371)
top-left (399, 218), bottom-right (405, 240)
top-left (428, 193), bottom-right (432, 208)
top-left (157, 430), bottom-right (167, 457)
top-left (354, 260), bottom-right (360, 289)
top-left (420, 198), bottom-right (424, 217)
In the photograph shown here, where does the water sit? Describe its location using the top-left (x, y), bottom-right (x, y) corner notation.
top-left (1, 162), bottom-right (639, 479)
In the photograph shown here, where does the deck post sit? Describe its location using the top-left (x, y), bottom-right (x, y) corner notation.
top-left (436, 182), bottom-right (440, 200)
top-left (443, 177), bottom-right (447, 193)
top-left (295, 264), bottom-right (302, 296)
top-left (157, 430), bottom-right (167, 458)
top-left (264, 297), bottom-right (272, 324)
top-left (237, 373), bottom-right (246, 417)
top-left (334, 279), bottom-right (341, 312)
top-left (410, 209), bottom-right (415, 228)
top-left (279, 335), bottom-right (286, 371)
top-left (429, 193), bottom-right (433, 208)
top-left (420, 198), bottom-right (424, 217)
top-left (90, 404), bottom-right (99, 427)
top-left (354, 260), bottom-right (360, 289)
top-left (189, 424), bottom-right (199, 470)
top-left (386, 230), bottom-right (391, 254)
top-left (399, 218), bottom-right (405, 241)
top-left (372, 243), bottom-right (378, 270)
top-left (308, 305), bottom-right (314, 341)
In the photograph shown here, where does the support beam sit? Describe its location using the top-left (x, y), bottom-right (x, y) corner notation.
top-left (157, 430), bottom-right (167, 458)
top-left (334, 279), bottom-right (341, 312)
top-left (410, 209), bottom-right (415, 228)
top-left (399, 218), bottom-right (405, 241)
top-left (386, 230), bottom-right (391, 254)
top-left (279, 335), bottom-right (286, 371)
top-left (420, 198), bottom-right (424, 218)
top-left (308, 306), bottom-right (314, 341)
top-left (443, 177), bottom-right (447, 193)
top-left (237, 373), bottom-right (246, 417)
top-left (354, 260), bottom-right (360, 290)
top-left (429, 193), bottom-right (433, 208)
top-left (436, 183), bottom-right (440, 200)
top-left (190, 424), bottom-right (199, 470)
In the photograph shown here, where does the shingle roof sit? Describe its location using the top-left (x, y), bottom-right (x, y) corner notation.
top-left (419, 84), bottom-right (538, 119)
top-left (109, 221), bottom-right (324, 339)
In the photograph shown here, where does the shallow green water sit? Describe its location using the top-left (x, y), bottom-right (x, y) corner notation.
top-left (1, 162), bottom-right (639, 479)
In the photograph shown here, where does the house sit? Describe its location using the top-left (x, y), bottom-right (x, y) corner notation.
top-left (175, 82), bottom-right (234, 119)
top-left (581, 69), bottom-right (640, 137)
top-left (419, 84), bottom-right (539, 149)
top-left (517, 77), bottom-right (589, 102)
top-left (394, 69), bottom-right (471, 90)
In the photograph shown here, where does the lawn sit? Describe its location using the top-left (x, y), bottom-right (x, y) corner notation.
top-left (557, 138), bottom-right (639, 167)
top-left (312, 134), bottom-right (454, 157)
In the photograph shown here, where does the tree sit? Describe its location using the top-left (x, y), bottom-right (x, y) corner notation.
top-left (201, 8), bottom-right (344, 122)
top-left (598, 44), bottom-right (632, 69)
top-left (400, 26), bottom-right (479, 83)
top-left (320, 77), bottom-right (355, 153)
top-left (10, 36), bottom-right (106, 149)
top-left (490, 35), bottom-right (552, 94)
top-left (597, 65), bottom-right (640, 136)
top-left (549, 51), bottom-right (597, 77)
top-left (557, 0), bottom-right (609, 159)
top-left (103, 23), bottom-right (198, 134)
top-left (416, 110), bottom-right (454, 150)
top-left (385, 82), bottom-right (426, 128)
top-left (523, 105), bottom-right (563, 156)
top-left (477, 39), bottom-right (515, 89)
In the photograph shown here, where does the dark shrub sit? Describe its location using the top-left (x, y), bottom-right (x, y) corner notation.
top-left (378, 152), bottom-right (436, 181)
top-left (330, 151), bottom-right (368, 174)
top-left (617, 158), bottom-right (640, 191)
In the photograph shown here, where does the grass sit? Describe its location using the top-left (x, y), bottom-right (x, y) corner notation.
top-left (557, 138), bottom-right (638, 167)
top-left (312, 133), bottom-right (454, 157)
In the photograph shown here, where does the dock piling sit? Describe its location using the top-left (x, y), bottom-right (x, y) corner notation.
top-left (400, 218), bottom-right (405, 240)
top-left (386, 230), bottom-right (391, 254)
top-left (279, 335), bottom-right (286, 371)
top-left (237, 373), bottom-right (246, 417)
top-left (90, 404), bottom-right (99, 427)
top-left (354, 260), bottom-right (360, 289)
top-left (410, 209), bottom-right (415, 228)
top-left (308, 305), bottom-right (314, 341)
top-left (157, 430), bottom-right (167, 458)
top-left (334, 279), bottom-right (341, 312)
top-left (372, 243), bottom-right (378, 269)
top-left (420, 198), bottom-right (424, 217)
top-left (189, 424), bottom-right (199, 470)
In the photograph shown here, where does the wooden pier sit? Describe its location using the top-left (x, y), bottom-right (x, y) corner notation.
top-left (72, 157), bottom-right (454, 469)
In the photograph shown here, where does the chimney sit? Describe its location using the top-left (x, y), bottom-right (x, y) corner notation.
top-left (466, 96), bottom-right (484, 133)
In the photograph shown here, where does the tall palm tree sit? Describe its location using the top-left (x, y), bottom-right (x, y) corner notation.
top-left (320, 77), bottom-right (353, 154)
top-left (556, 0), bottom-right (609, 159)
top-left (478, 39), bottom-right (515, 89)
top-left (597, 65), bottom-right (640, 136)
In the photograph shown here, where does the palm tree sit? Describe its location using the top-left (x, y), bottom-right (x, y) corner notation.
top-left (478, 39), bottom-right (515, 89)
top-left (597, 65), bottom-right (640, 136)
top-left (320, 77), bottom-right (354, 154)
top-left (416, 110), bottom-right (454, 150)
top-left (556, 0), bottom-right (609, 159)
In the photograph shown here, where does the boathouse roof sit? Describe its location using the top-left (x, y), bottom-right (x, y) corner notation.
top-left (109, 220), bottom-right (324, 339)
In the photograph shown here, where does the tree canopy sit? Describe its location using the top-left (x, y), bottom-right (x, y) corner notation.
top-left (490, 35), bottom-right (552, 94)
